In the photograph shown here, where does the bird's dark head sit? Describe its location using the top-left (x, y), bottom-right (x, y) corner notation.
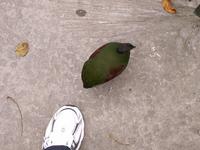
top-left (117, 43), bottom-right (136, 54)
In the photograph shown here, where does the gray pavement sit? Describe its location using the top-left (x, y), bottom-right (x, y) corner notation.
top-left (0, 0), bottom-right (200, 150)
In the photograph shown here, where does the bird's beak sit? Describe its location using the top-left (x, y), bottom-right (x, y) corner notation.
top-left (129, 44), bottom-right (136, 50)
top-left (124, 43), bottom-right (136, 51)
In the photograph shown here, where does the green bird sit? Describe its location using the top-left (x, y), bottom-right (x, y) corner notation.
top-left (81, 42), bottom-right (136, 88)
top-left (194, 4), bottom-right (200, 17)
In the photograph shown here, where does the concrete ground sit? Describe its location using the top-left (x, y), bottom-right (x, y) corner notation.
top-left (0, 0), bottom-right (200, 150)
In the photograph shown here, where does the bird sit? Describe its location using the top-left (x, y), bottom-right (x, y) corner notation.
top-left (81, 42), bottom-right (136, 88)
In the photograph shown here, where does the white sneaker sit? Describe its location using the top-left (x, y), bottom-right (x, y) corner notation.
top-left (42, 105), bottom-right (85, 150)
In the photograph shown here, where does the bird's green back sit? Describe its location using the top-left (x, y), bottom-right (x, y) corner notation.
top-left (82, 42), bottom-right (130, 88)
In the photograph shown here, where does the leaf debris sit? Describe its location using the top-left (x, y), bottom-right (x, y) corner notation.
top-left (162, 0), bottom-right (176, 14)
top-left (16, 42), bottom-right (29, 57)
top-left (108, 133), bottom-right (130, 146)
top-left (6, 96), bottom-right (23, 136)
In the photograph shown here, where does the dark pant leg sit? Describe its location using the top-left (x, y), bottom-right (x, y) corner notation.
top-left (44, 146), bottom-right (71, 150)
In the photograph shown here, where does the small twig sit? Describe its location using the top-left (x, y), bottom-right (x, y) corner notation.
top-left (108, 133), bottom-right (130, 146)
top-left (6, 96), bottom-right (23, 136)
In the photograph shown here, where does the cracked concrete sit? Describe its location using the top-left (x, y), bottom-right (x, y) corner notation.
top-left (0, 0), bottom-right (200, 150)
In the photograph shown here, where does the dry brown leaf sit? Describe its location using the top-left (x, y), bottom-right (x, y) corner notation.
top-left (16, 42), bottom-right (29, 57)
top-left (162, 0), bottom-right (176, 14)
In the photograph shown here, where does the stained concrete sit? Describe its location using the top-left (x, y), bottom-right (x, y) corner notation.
top-left (0, 0), bottom-right (200, 150)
